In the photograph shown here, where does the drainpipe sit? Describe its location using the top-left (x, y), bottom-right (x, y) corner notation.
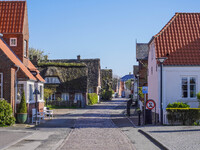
top-left (14, 65), bottom-right (20, 114)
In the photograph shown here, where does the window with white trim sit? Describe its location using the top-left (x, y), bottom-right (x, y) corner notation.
top-left (62, 93), bottom-right (69, 101)
top-left (45, 77), bottom-right (60, 84)
top-left (0, 73), bottom-right (3, 99)
top-left (29, 84), bottom-right (34, 101)
top-left (40, 85), bottom-right (43, 100)
top-left (17, 84), bottom-right (24, 101)
top-left (74, 93), bottom-right (82, 102)
top-left (48, 93), bottom-right (56, 101)
top-left (10, 38), bottom-right (17, 46)
top-left (181, 77), bottom-right (196, 98)
top-left (24, 40), bottom-right (27, 57)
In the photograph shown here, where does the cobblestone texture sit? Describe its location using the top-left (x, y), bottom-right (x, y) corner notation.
top-left (60, 99), bottom-right (135, 150)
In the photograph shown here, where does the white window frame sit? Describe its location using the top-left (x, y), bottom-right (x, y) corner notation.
top-left (62, 93), bottom-right (69, 101)
top-left (181, 76), bottom-right (197, 99)
top-left (74, 93), bottom-right (82, 103)
top-left (29, 84), bottom-right (34, 102)
top-left (24, 40), bottom-right (27, 57)
top-left (0, 73), bottom-right (3, 99)
top-left (45, 77), bottom-right (60, 84)
top-left (10, 38), bottom-right (17, 46)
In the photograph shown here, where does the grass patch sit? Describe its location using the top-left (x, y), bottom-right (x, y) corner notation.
top-left (46, 105), bottom-right (79, 110)
top-left (38, 62), bottom-right (86, 67)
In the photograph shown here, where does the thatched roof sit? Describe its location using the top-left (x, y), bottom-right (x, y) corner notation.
top-left (38, 63), bottom-right (88, 93)
top-left (44, 58), bottom-right (101, 88)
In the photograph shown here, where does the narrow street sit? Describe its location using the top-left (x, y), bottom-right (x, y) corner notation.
top-left (2, 98), bottom-right (160, 150)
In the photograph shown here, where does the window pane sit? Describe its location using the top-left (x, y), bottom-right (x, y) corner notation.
top-left (190, 85), bottom-right (196, 98)
top-left (182, 91), bottom-right (188, 98)
top-left (182, 85), bottom-right (187, 90)
top-left (17, 84), bottom-right (24, 100)
top-left (182, 78), bottom-right (187, 84)
top-left (190, 77), bottom-right (196, 84)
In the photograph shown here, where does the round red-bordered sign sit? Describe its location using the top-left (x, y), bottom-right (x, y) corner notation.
top-left (146, 99), bottom-right (156, 110)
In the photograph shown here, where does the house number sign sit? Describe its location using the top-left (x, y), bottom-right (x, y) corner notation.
top-left (146, 99), bottom-right (156, 110)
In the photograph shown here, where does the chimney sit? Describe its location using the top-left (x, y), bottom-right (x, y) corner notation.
top-left (32, 56), bottom-right (38, 66)
top-left (77, 55), bottom-right (81, 61)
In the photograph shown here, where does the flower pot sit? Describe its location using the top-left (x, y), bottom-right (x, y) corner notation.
top-left (17, 113), bottom-right (27, 124)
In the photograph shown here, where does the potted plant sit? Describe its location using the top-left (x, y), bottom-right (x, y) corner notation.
top-left (17, 91), bottom-right (27, 123)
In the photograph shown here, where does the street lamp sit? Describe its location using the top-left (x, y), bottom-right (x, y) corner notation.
top-left (157, 57), bottom-right (167, 125)
top-left (33, 88), bottom-right (40, 126)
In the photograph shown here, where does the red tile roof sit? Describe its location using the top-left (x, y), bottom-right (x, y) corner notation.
top-left (0, 1), bottom-right (25, 33)
top-left (154, 13), bottom-right (200, 65)
top-left (27, 60), bottom-right (45, 82)
top-left (0, 38), bottom-right (36, 81)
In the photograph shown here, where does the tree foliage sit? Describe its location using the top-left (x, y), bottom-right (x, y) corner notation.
top-left (29, 47), bottom-right (48, 62)
top-left (18, 91), bottom-right (27, 113)
top-left (125, 79), bottom-right (132, 90)
top-left (44, 88), bottom-right (54, 101)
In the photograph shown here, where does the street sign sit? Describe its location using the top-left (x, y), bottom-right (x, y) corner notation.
top-left (142, 86), bottom-right (148, 94)
top-left (146, 99), bottom-right (156, 110)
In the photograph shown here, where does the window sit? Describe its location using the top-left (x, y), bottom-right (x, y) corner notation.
top-left (0, 73), bottom-right (3, 98)
top-left (88, 88), bottom-right (93, 93)
top-left (181, 77), bottom-right (196, 98)
top-left (48, 93), bottom-right (56, 101)
top-left (40, 85), bottom-right (43, 100)
top-left (10, 38), bottom-right (17, 46)
top-left (62, 93), bottom-right (69, 101)
top-left (29, 84), bottom-right (33, 101)
top-left (24, 40), bottom-right (27, 57)
top-left (74, 93), bottom-right (82, 102)
top-left (45, 77), bottom-right (60, 84)
top-left (17, 84), bottom-right (24, 101)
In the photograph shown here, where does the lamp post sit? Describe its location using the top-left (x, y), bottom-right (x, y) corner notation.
top-left (157, 57), bottom-right (167, 125)
top-left (33, 88), bottom-right (40, 126)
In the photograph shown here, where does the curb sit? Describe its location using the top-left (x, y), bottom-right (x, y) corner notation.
top-left (138, 129), bottom-right (169, 150)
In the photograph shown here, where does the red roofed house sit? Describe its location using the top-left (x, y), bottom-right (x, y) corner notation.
top-left (148, 13), bottom-right (200, 124)
top-left (0, 0), bottom-right (45, 122)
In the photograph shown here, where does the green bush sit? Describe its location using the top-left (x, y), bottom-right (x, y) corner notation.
top-left (101, 90), bottom-right (113, 100)
top-left (88, 93), bottom-right (98, 105)
top-left (167, 102), bottom-right (190, 108)
top-left (18, 91), bottom-right (27, 113)
top-left (0, 100), bottom-right (16, 126)
top-left (166, 108), bottom-right (200, 125)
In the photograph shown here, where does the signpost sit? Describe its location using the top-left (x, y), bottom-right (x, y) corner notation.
top-left (146, 99), bottom-right (156, 125)
top-left (142, 86), bottom-right (148, 125)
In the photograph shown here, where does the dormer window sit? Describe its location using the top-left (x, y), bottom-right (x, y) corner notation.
top-left (45, 77), bottom-right (60, 84)
top-left (24, 40), bottom-right (27, 57)
top-left (10, 38), bottom-right (17, 46)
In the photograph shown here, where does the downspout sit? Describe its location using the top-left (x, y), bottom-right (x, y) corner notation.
top-left (14, 65), bottom-right (20, 114)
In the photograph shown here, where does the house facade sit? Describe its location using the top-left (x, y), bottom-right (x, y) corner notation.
top-left (148, 13), bottom-right (200, 124)
top-left (37, 62), bottom-right (88, 107)
top-left (0, 1), bottom-right (45, 122)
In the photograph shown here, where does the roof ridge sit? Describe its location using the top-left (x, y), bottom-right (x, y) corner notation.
top-left (154, 13), bottom-right (179, 38)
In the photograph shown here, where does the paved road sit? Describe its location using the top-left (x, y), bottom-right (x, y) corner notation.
top-left (2, 98), bottom-right (160, 150)
top-left (60, 99), bottom-right (135, 150)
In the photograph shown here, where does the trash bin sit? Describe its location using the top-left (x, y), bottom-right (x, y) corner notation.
top-left (145, 109), bottom-right (152, 124)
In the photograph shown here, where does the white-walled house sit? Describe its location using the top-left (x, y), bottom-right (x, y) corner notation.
top-left (148, 13), bottom-right (200, 124)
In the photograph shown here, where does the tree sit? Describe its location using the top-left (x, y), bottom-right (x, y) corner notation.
top-left (44, 88), bottom-right (54, 105)
top-left (29, 47), bottom-right (48, 62)
top-left (125, 79), bottom-right (132, 90)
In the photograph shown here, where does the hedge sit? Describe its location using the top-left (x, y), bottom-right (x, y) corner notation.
top-left (0, 100), bottom-right (16, 126)
top-left (101, 90), bottom-right (113, 100)
top-left (88, 93), bottom-right (98, 105)
top-left (166, 108), bottom-right (200, 125)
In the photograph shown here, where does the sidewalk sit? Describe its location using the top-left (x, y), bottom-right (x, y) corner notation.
top-left (126, 107), bottom-right (200, 150)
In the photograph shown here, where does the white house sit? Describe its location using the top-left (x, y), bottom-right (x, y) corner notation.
top-left (148, 13), bottom-right (200, 124)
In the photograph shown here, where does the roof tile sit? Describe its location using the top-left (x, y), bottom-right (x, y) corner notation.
top-left (154, 13), bottom-right (200, 65)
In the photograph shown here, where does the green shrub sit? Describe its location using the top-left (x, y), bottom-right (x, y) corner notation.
top-left (167, 102), bottom-right (190, 108)
top-left (101, 90), bottom-right (113, 100)
top-left (18, 91), bottom-right (27, 113)
top-left (88, 93), bottom-right (98, 105)
top-left (166, 108), bottom-right (200, 125)
top-left (0, 100), bottom-right (16, 126)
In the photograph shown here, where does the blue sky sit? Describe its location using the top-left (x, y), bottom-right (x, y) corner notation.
top-left (27, 0), bottom-right (200, 77)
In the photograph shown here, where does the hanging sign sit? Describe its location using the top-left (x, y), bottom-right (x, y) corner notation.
top-left (146, 99), bottom-right (156, 110)
top-left (142, 86), bottom-right (148, 94)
